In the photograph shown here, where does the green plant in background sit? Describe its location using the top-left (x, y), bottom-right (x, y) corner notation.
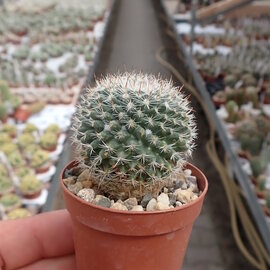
top-left (23, 123), bottom-right (38, 134)
top-left (224, 74), bottom-right (237, 88)
top-left (0, 164), bottom-right (8, 178)
top-left (257, 175), bottom-right (266, 192)
top-left (40, 132), bottom-right (57, 150)
top-left (245, 86), bottom-right (259, 108)
top-left (7, 152), bottom-right (26, 168)
top-left (45, 124), bottom-right (60, 134)
top-left (0, 177), bottom-right (13, 194)
top-left (0, 193), bottom-right (21, 208)
top-left (18, 133), bottom-right (35, 148)
top-left (0, 104), bottom-right (8, 121)
top-left (19, 175), bottom-right (42, 194)
top-left (0, 80), bottom-right (12, 101)
top-left (225, 100), bottom-right (240, 123)
top-left (266, 193), bottom-right (270, 210)
top-left (31, 150), bottom-right (50, 169)
top-left (7, 208), bottom-right (31, 220)
top-left (2, 124), bottom-right (17, 137)
top-left (1, 143), bottom-right (18, 157)
top-left (15, 167), bottom-right (33, 179)
top-left (0, 133), bottom-right (12, 145)
top-left (73, 73), bottom-right (196, 199)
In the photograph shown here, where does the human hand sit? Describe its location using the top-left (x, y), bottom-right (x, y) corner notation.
top-left (0, 210), bottom-right (75, 270)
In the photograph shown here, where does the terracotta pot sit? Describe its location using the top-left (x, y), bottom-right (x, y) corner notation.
top-left (61, 161), bottom-right (208, 270)
top-left (21, 189), bottom-right (42, 199)
top-left (14, 107), bottom-right (30, 122)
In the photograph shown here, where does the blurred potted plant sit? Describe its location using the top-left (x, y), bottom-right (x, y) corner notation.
top-left (60, 73), bottom-right (208, 270)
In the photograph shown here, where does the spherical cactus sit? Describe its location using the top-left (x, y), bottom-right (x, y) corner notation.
top-left (73, 73), bottom-right (196, 199)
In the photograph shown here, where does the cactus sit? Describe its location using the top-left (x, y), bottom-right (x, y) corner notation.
top-left (31, 150), bottom-right (50, 169)
top-left (266, 193), bottom-right (270, 209)
top-left (73, 73), bottom-right (196, 198)
top-left (257, 176), bottom-right (266, 192)
top-left (2, 124), bottom-right (17, 137)
top-left (45, 124), bottom-right (61, 134)
top-left (0, 80), bottom-right (12, 101)
top-left (225, 100), bottom-right (239, 123)
top-left (250, 157), bottom-right (267, 178)
top-left (18, 133), bottom-right (35, 148)
top-left (23, 123), bottom-right (38, 134)
top-left (254, 115), bottom-right (270, 136)
top-left (1, 143), bottom-right (18, 156)
top-left (40, 132), bottom-right (57, 151)
top-left (0, 177), bottom-right (13, 194)
top-left (240, 134), bottom-right (263, 157)
top-left (15, 167), bottom-right (33, 179)
top-left (0, 104), bottom-right (8, 121)
top-left (7, 152), bottom-right (26, 168)
top-left (19, 175), bottom-right (42, 194)
top-left (0, 164), bottom-right (8, 177)
top-left (7, 208), bottom-right (31, 220)
top-left (224, 74), bottom-right (237, 88)
top-left (245, 86), bottom-right (258, 108)
top-left (0, 133), bottom-right (12, 145)
top-left (0, 194), bottom-right (21, 208)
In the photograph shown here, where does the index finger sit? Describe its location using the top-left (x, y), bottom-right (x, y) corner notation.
top-left (0, 209), bottom-right (74, 270)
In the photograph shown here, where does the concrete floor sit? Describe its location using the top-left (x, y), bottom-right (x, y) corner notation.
top-left (54, 0), bottom-right (255, 269)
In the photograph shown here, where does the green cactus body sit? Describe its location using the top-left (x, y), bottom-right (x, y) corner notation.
top-left (45, 124), bottom-right (60, 134)
top-left (2, 124), bottom-right (17, 137)
top-left (8, 152), bottom-right (26, 168)
top-left (0, 104), bottom-right (7, 121)
top-left (226, 100), bottom-right (239, 123)
top-left (7, 208), bottom-right (31, 220)
top-left (0, 177), bottom-right (13, 194)
top-left (23, 123), bottom-right (38, 134)
top-left (0, 193), bottom-right (21, 207)
top-left (16, 167), bottom-right (33, 179)
top-left (40, 132), bottom-right (57, 150)
top-left (250, 158), bottom-right (266, 178)
top-left (0, 133), bottom-right (12, 145)
top-left (0, 164), bottom-right (8, 177)
top-left (258, 177), bottom-right (266, 192)
top-left (20, 175), bottom-right (42, 194)
top-left (31, 150), bottom-right (50, 169)
top-left (0, 80), bottom-right (12, 101)
top-left (1, 143), bottom-right (18, 156)
top-left (18, 133), bottom-right (35, 148)
top-left (266, 194), bottom-right (270, 209)
top-left (73, 73), bottom-right (196, 198)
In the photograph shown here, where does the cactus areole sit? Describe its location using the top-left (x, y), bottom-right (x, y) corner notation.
top-left (73, 73), bottom-right (196, 197)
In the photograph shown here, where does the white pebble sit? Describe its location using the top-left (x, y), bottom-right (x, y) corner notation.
top-left (146, 198), bottom-right (157, 211)
top-left (174, 188), bottom-right (193, 204)
top-left (157, 193), bottom-right (170, 206)
top-left (77, 188), bottom-right (95, 202)
top-left (156, 202), bottom-right (171, 210)
top-left (184, 169), bottom-right (192, 176)
top-left (111, 202), bottom-right (128, 211)
top-left (131, 205), bottom-right (144, 211)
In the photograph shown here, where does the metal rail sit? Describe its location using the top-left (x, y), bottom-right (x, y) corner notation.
top-left (197, 0), bottom-right (254, 23)
top-left (160, 0), bottom-right (270, 254)
top-left (41, 0), bottom-right (116, 212)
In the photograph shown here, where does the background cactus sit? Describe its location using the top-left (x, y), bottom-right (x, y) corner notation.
top-left (73, 73), bottom-right (196, 198)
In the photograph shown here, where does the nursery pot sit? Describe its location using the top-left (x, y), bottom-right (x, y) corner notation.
top-left (61, 161), bottom-right (208, 270)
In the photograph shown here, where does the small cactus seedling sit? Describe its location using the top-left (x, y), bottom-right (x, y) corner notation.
top-left (40, 132), bottom-right (57, 151)
top-left (45, 124), bottom-right (61, 135)
top-left (23, 123), bottom-right (38, 134)
top-left (2, 124), bottom-right (17, 137)
top-left (266, 194), bottom-right (270, 210)
top-left (73, 73), bottom-right (196, 199)
top-left (31, 150), bottom-right (50, 169)
top-left (7, 208), bottom-right (31, 220)
top-left (19, 175), bottom-right (42, 195)
top-left (250, 158), bottom-right (267, 178)
top-left (0, 104), bottom-right (8, 121)
top-left (225, 100), bottom-right (239, 123)
top-left (18, 133), bottom-right (35, 148)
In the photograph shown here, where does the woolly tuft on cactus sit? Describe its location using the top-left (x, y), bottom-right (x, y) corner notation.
top-left (73, 73), bottom-right (196, 198)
